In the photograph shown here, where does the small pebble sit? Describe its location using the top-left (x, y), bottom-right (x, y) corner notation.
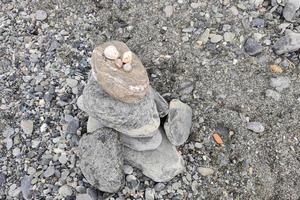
top-left (20, 120), bottom-right (34, 135)
top-left (198, 167), bottom-right (214, 176)
top-left (154, 182), bottom-right (165, 192)
top-left (210, 34), bottom-right (223, 43)
top-left (145, 188), bottom-right (155, 200)
top-left (244, 38), bottom-right (262, 56)
top-left (164, 5), bottom-right (174, 17)
top-left (123, 63), bottom-right (132, 72)
top-left (35, 10), bottom-right (48, 21)
top-left (115, 59), bottom-right (123, 68)
top-left (59, 185), bottom-right (73, 197)
top-left (104, 45), bottom-right (119, 60)
top-left (123, 165), bottom-right (133, 175)
top-left (247, 122), bottom-right (265, 133)
top-left (122, 51), bottom-right (133, 64)
top-left (66, 78), bottom-right (78, 88)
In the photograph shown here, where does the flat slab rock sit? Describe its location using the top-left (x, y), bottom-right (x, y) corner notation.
top-left (121, 128), bottom-right (162, 151)
top-left (273, 31), bottom-right (300, 55)
top-left (92, 41), bottom-right (150, 103)
top-left (77, 128), bottom-right (124, 193)
top-left (78, 76), bottom-right (160, 137)
top-left (124, 131), bottom-right (185, 182)
top-left (164, 99), bottom-right (192, 146)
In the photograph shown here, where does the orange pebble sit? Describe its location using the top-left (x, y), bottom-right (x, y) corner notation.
top-left (213, 133), bottom-right (223, 144)
top-left (269, 64), bottom-right (283, 73)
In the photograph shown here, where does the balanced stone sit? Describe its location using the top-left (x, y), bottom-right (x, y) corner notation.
top-left (77, 128), bottom-right (124, 193)
top-left (124, 132), bottom-right (185, 182)
top-left (78, 76), bottom-right (160, 137)
top-left (273, 31), bottom-right (300, 55)
top-left (91, 41), bottom-right (150, 103)
top-left (164, 99), bottom-right (192, 146)
top-left (121, 128), bottom-right (162, 151)
top-left (150, 87), bottom-right (169, 118)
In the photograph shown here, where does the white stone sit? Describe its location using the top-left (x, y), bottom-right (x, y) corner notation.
top-left (122, 51), bottom-right (133, 64)
top-left (103, 45), bottom-right (120, 60)
top-left (198, 167), bottom-right (214, 176)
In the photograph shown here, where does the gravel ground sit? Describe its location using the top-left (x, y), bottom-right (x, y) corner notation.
top-left (1, 0), bottom-right (300, 199)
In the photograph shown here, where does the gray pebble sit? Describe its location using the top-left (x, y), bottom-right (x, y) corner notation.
top-left (164, 6), bottom-right (174, 17)
top-left (224, 32), bottom-right (235, 42)
top-left (145, 188), bottom-right (155, 200)
top-left (210, 34), bottom-right (223, 43)
top-left (44, 166), bottom-right (55, 178)
top-left (244, 38), bottom-right (263, 56)
top-left (247, 122), bottom-right (265, 133)
top-left (66, 78), bottom-right (78, 88)
top-left (58, 185), bottom-right (73, 197)
top-left (266, 89), bottom-right (281, 101)
top-left (273, 31), bottom-right (300, 55)
top-left (35, 10), bottom-right (48, 21)
top-left (21, 175), bottom-right (32, 200)
top-left (283, 0), bottom-right (300, 21)
top-left (20, 120), bottom-right (33, 135)
top-left (198, 167), bottom-right (214, 176)
top-left (270, 76), bottom-right (291, 92)
top-left (251, 18), bottom-right (265, 27)
top-left (123, 165), bottom-right (133, 175)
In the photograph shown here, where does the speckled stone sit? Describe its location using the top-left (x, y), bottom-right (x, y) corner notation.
top-left (91, 41), bottom-right (150, 103)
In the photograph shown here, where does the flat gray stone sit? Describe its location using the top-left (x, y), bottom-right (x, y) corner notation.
top-left (79, 76), bottom-right (160, 137)
top-left (44, 166), bottom-right (55, 178)
top-left (124, 132), bottom-right (184, 182)
top-left (247, 122), bottom-right (265, 133)
top-left (150, 87), bottom-right (169, 118)
top-left (35, 10), bottom-right (47, 21)
top-left (20, 120), bottom-right (33, 135)
top-left (273, 31), bottom-right (300, 55)
top-left (244, 38), bottom-right (263, 56)
top-left (266, 89), bottom-right (281, 101)
top-left (283, 0), bottom-right (300, 21)
top-left (164, 99), bottom-right (192, 146)
top-left (78, 128), bottom-right (124, 193)
top-left (270, 76), bottom-right (291, 92)
top-left (121, 128), bottom-right (162, 151)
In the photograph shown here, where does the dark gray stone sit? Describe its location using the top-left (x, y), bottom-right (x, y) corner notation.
top-left (244, 38), bottom-right (263, 56)
top-left (121, 128), bottom-right (162, 151)
top-left (78, 128), bottom-right (124, 193)
top-left (283, 0), bottom-right (300, 21)
top-left (78, 76), bottom-right (160, 137)
top-left (164, 99), bottom-right (192, 146)
top-left (124, 132), bottom-right (185, 182)
top-left (273, 31), bottom-right (300, 55)
top-left (251, 18), bottom-right (265, 28)
top-left (150, 87), bottom-right (169, 118)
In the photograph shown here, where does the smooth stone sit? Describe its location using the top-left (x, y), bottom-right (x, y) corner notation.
top-left (44, 166), bottom-right (55, 178)
top-left (122, 51), bottom-right (133, 64)
top-left (79, 76), bottom-right (160, 137)
top-left (270, 76), bottom-right (291, 92)
top-left (124, 132), bottom-right (185, 182)
top-left (283, 0), bottom-right (300, 21)
top-left (91, 41), bottom-right (150, 103)
top-left (66, 78), bottom-right (78, 88)
top-left (20, 120), bottom-right (33, 135)
top-left (126, 174), bottom-right (139, 189)
top-left (199, 28), bottom-right (210, 44)
top-left (150, 87), bottom-right (169, 117)
top-left (210, 34), bottom-right (223, 43)
top-left (103, 45), bottom-right (120, 60)
top-left (58, 185), bottom-right (73, 197)
top-left (0, 172), bottom-right (6, 186)
top-left (35, 10), bottom-right (47, 21)
top-left (247, 122), bottom-right (265, 133)
top-left (8, 184), bottom-right (21, 197)
top-left (164, 5), bottom-right (174, 17)
top-left (87, 117), bottom-right (103, 133)
top-left (123, 63), bottom-right (132, 72)
top-left (164, 99), bottom-right (192, 146)
top-left (21, 175), bottom-right (32, 200)
top-left (198, 167), bottom-right (214, 176)
top-left (266, 89), bottom-right (281, 101)
top-left (273, 31), bottom-right (300, 55)
top-left (76, 193), bottom-right (94, 200)
top-left (154, 183), bottom-right (165, 192)
top-left (121, 128), bottom-right (162, 151)
top-left (224, 32), bottom-right (235, 42)
top-left (77, 128), bottom-right (124, 193)
top-left (244, 38), bottom-right (263, 56)
top-left (123, 165), bottom-right (133, 175)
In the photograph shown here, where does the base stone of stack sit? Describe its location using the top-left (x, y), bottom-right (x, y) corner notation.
top-left (123, 131), bottom-right (185, 182)
top-left (77, 128), bottom-right (124, 193)
top-left (164, 99), bottom-right (192, 146)
top-left (121, 128), bottom-right (162, 151)
top-left (78, 76), bottom-right (160, 138)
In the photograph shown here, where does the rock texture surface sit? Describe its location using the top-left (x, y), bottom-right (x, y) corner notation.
top-left (273, 31), bottom-right (300, 55)
top-left (78, 128), bottom-right (124, 193)
top-left (283, 0), bottom-right (300, 21)
top-left (164, 99), bottom-right (193, 146)
top-left (79, 76), bottom-right (160, 137)
top-left (91, 41), bottom-right (150, 103)
top-left (124, 133), bottom-right (185, 182)
top-left (121, 128), bottom-right (162, 151)
top-left (151, 87), bottom-right (169, 118)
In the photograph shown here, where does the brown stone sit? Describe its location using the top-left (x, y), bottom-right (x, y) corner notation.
top-left (91, 41), bottom-right (150, 103)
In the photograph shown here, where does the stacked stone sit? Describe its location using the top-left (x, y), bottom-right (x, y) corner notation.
top-left (76, 41), bottom-right (192, 193)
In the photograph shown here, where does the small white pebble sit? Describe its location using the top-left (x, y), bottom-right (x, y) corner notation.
top-left (123, 63), bottom-right (132, 72)
top-left (103, 45), bottom-right (119, 60)
top-left (122, 51), bottom-right (133, 64)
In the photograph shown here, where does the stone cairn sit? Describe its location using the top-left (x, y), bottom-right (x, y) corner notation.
top-left (76, 41), bottom-right (193, 193)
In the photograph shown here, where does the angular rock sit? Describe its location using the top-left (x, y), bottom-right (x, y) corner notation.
top-left (283, 0), bottom-right (300, 22)
top-left (270, 76), bottom-right (291, 92)
top-left (150, 87), bottom-right (169, 118)
top-left (87, 117), bottom-right (103, 133)
top-left (244, 38), bottom-right (263, 56)
top-left (20, 120), bottom-right (33, 135)
top-left (91, 41), bottom-right (149, 103)
top-left (121, 128), bottom-right (162, 151)
top-left (124, 132), bottom-right (185, 182)
top-left (21, 175), bottom-right (32, 200)
top-left (164, 99), bottom-right (192, 146)
top-left (79, 76), bottom-right (160, 137)
top-left (78, 128), bottom-right (124, 193)
top-left (273, 31), bottom-right (300, 55)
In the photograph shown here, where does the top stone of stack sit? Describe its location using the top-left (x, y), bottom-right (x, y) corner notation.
top-left (91, 41), bottom-right (150, 103)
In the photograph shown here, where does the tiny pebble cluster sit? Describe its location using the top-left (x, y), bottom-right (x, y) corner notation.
top-left (104, 45), bottom-right (133, 72)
